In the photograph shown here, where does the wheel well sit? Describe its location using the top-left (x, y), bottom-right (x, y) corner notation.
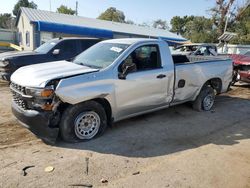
top-left (205, 78), bottom-right (222, 94)
top-left (57, 98), bottom-right (112, 126)
top-left (57, 102), bottom-right (70, 114)
top-left (92, 98), bottom-right (112, 126)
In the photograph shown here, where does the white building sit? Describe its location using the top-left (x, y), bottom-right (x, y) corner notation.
top-left (218, 44), bottom-right (250, 54)
top-left (16, 7), bottom-right (186, 50)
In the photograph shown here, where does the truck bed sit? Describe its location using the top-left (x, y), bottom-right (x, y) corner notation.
top-left (172, 54), bottom-right (230, 64)
top-left (172, 55), bottom-right (232, 103)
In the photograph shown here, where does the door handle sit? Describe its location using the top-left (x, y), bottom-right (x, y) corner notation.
top-left (156, 74), bottom-right (166, 79)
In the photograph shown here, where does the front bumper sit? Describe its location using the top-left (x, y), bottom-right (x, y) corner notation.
top-left (11, 101), bottom-right (59, 143)
top-left (239, 71), bottom-right (250, 83)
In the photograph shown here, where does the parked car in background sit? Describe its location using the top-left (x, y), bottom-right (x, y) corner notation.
top-left (0, 37), bottom-right (101, 81)
top-left (10, 38), bottom-right (232, 143)
top-left (172, 43), bottom-right (250, 84)
top-left (230, 52), bottom-right (250, 84)
top-left (172, 43), bottom-right (218, 56)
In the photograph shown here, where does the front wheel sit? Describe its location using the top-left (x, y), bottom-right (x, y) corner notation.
top-left (192, 85), bottom-right (215, 112)
top-left (60, 101), bottom-right (107, 142)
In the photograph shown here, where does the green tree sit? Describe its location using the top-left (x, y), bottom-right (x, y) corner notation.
top-left (170, 15), bottom-right (218, 43)
top-left (13, 0), bottom-right (37, 16)
top-left (98, 7), bottom-right (125, 23)
top-left (170, 16), bottom-right (194, 35)
top-left (184, 16), bottom-right (218, 43)
top-left (0, 13), bottom-right (12, 29)
top-left (209, 0), bottom-right (236, 35)
top-left (230, 6), bottom-right (250, 44)
top-left (168, 1), bottom-right (250, 44)
top-left (57, 5), bottom-right (76, 15)
top-left (153, 19), bottom-right (169, 30)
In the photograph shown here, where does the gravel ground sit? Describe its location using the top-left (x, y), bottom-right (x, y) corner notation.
top-left (0, 80), bottom-right (250, 188)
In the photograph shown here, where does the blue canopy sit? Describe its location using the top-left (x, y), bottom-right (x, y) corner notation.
top-left (33, 21), bottom-right (187, 46)
top-left (34, 21), bottom-right (113, 39)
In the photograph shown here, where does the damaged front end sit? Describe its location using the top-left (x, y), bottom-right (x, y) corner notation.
top-left (10, 82), bottom-right (62, 143)
top-left (234, 64), bottom-right (250, 83)
top-left (232, 55), bottom-right (250, 83)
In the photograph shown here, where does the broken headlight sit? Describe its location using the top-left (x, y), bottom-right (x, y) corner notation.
top-left (25, 86), bottom-right (55, 111)
top-left (25, 86), bottom-right (54, 98)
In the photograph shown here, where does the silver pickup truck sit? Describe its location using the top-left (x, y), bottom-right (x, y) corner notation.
top-left (10, 38), bottom-right (233, 142)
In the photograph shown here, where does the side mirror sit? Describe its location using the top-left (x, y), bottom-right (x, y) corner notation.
top-left (52, 49), bottom-right (60, 56)
top-left (118, 63), bottom-right (136, 80)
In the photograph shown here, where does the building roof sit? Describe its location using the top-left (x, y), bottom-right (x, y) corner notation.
top-left (17, 7), bottom-right (186, 43)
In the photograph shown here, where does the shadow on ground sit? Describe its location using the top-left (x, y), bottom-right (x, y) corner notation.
top-left (56, 90), bottom-right (250, 158)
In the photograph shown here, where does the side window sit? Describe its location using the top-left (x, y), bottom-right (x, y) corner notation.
top-left (56, 40), bottom-right (77, 53)
top-left (200, 47), bottom-right (206, 55)
top-left (208, 46), bottom-right (217, 56)
top-left (80, 40), bottom-right (99, 51)
top-left (122, 45), bottom-right (161, 73)
top-left (197, 46), bottom-right (217, 56)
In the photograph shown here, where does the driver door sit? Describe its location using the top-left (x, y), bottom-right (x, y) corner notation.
top-left (115, 44), bottom-right (173, 119)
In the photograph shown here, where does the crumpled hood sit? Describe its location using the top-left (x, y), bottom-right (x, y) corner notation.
top-left (0, 50), bottom-right (40, 60)
top-left (11, 60), bottom-right (98, 87)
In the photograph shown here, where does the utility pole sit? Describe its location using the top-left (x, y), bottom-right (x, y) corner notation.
top-left (224, 1), bottom-right (234, 33)
top-left (75, 1), bottom-right (78, 16)
top-left (49, 0), bottom-right (51, 11)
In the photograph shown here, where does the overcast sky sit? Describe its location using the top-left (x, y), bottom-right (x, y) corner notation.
top-left (0, 0), bottom-right (247, 24)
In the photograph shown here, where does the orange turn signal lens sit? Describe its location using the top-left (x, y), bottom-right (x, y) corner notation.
top-left (41, 89), bottom-right (54, 97)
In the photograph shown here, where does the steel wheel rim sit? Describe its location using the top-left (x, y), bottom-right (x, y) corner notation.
top-left (203, 94), bottom-right (214, 111)
top-left (74, 111), bottom-right (100, 140)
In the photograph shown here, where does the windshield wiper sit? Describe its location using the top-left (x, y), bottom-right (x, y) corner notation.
top-left (76, 62), bottom-right (101, 69)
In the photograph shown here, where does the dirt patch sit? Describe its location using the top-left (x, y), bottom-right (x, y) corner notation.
top-left (227, 84), bottom-right (250, 99)
top-left (0, 82), bottom-right (37, 146)
top-left (0, 83), bottom-right (250, 188)
top-left (0, 120), bottom-right (36, 147)
top-left (0, 80), bottom-right (9, 87)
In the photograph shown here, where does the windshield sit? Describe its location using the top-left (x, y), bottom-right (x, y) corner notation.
top-left (35, 41), bottom-right (57, 53)
top-left (73, 42), bottom-right (129, 69)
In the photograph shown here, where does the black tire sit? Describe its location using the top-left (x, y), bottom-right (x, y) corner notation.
top-left (192, 85), bottom-right (215, 112)
top-left (60, 101), bottom-right (107, 142)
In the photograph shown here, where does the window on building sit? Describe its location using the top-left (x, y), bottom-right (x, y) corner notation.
top-left (26, 31), bottom-right (30, 47)
top-left (18, 32), bottom-right (22, 45)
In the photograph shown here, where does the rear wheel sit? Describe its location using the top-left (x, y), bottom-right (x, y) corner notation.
top-left (192, 85), bottom-right (215, 112)
top-left (60, 101), bottom-right (107, 142)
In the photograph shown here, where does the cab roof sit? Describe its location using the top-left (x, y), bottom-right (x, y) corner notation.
top-left (101, 38), bottom-right (161, 45)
